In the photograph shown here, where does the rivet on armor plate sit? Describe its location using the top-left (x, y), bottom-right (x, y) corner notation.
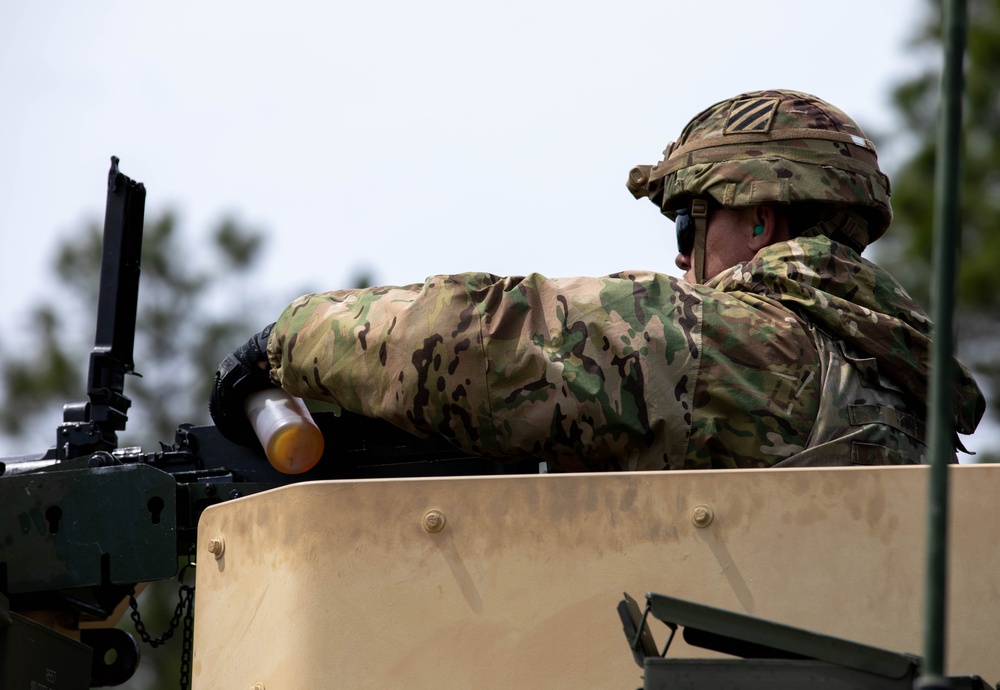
top-left (423, 509), bottom-right (446, 533)
top-left (691, 504), bottom-right (714, 528)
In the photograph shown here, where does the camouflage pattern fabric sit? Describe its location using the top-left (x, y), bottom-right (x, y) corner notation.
top-left (774, 325), bottom-right (933, 466)
top-left (627, 90), bottom-right (893, 249)
top-left (268, 236), bottom-right (984, 472)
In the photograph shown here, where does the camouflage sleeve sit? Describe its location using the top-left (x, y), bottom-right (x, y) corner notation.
top-left (267, 271), bottom-right (701, 471)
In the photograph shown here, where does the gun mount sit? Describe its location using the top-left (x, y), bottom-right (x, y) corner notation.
top-left (0, 159), bottom-right (539, 688)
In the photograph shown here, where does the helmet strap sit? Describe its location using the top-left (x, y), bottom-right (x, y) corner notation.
top-left (691, 198), bottom-right (709, 283)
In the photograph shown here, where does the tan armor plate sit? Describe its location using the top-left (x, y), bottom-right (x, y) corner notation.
top-left (193, 465), bottom-right (1000, 688)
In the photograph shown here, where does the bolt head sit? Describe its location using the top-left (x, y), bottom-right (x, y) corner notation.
top-left (691, 504), bottom-right (714, 528)
top-left (207, 536), bottom-right (225, 558)
top-left (423, 509), bottom-right (446, 533)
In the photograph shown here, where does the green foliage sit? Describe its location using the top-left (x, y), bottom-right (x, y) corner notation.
top-left (0, 211), bottom-right (270, 450)
top-left (214, 217), bottom-right (264, 269)
top-left (0, 307), bottom-right (78, 435)
top-left (122, 212), bottom-right (267, 447)
top-left (875, 0), bottom-right (1000, 460)
top-left (350, 267), bottom-right (376, 290)
top-left (880, 0), bottom-right (1000, 311)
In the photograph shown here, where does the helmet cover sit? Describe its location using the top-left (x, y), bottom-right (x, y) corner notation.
top-left (627, 89), bottom-right (892, 248)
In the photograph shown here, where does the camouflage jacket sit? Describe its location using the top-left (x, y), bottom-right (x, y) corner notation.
top-left (268, 236), bottom-right (984, 471)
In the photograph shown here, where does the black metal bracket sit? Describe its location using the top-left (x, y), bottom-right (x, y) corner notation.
top-left (618, 591), bottom-right (926, 684)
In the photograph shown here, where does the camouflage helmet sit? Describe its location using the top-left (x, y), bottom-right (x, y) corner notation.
top-left (626, 89), bottom-right (893, 250)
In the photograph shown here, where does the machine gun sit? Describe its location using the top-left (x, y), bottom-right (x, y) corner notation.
top-left (0, 159), bottom-right (537, 689)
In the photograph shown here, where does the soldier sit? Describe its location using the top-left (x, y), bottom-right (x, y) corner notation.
top-left (211, 89), bottom-right (984, 471)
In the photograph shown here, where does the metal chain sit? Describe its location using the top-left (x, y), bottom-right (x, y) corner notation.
top-left (128, 560), bottom-right (196, 690)
top-left (179, 581), bottom-right (195, 690)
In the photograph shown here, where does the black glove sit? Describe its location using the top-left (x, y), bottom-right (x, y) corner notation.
top-left (209, 323), bottom-right (277, 447)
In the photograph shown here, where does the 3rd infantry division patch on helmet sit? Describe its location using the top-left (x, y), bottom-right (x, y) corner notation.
top-left (626, 89), bottom-right (893, 250)
top-left (724, 96), bottom-right (781, 133)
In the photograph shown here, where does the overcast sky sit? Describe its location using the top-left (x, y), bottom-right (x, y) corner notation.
top-left (4, 0), bottom-right (995, 457)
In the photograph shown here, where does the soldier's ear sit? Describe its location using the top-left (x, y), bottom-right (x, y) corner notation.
top-left (748, 206), bottom-right (779, 251)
